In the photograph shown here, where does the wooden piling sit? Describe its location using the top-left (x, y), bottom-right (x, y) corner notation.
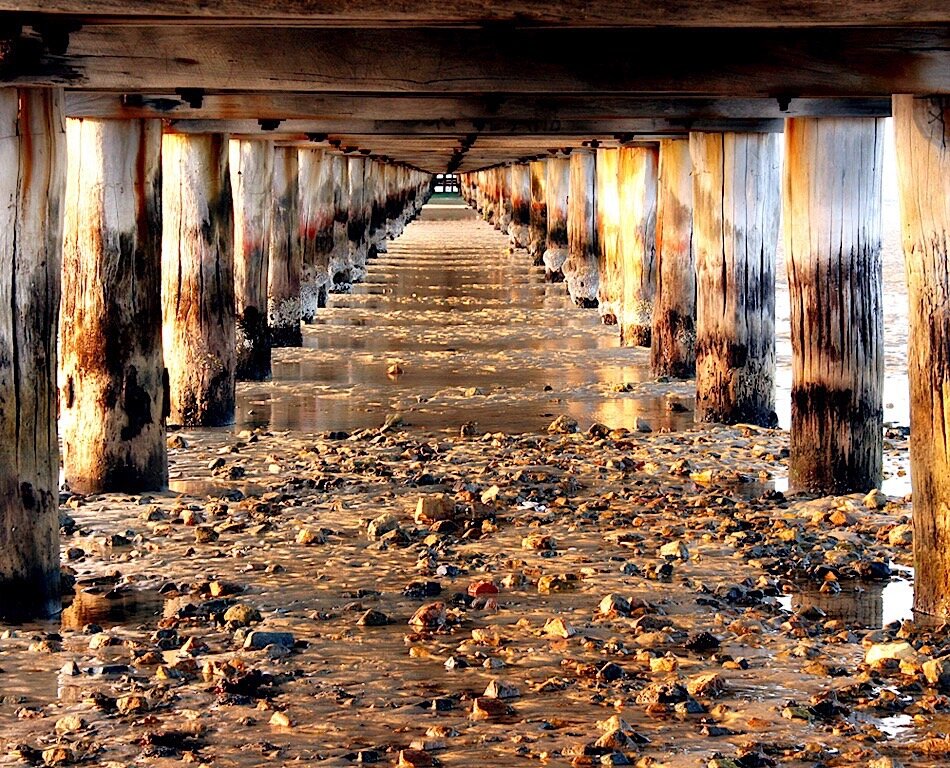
top-left (893, 94), bottom-right (950, 617)
top-left (298, 148), bottom-right (334, 320)
top-left (596, 148), bottom-right (622, 325)
top-left (784, 117), bottom-right (884, 494)
top-left (651, 138), bottom-right (696, 378)
top-left (565, 148), bottom-right (599, 307)
top-left (230, 139), bottom-right (274, 380)
top-left (161, 133), bottom-right (235, 427)
top-left (60, 117), bottom-right (167, 494)
top-left (347, 156), bottom-right (369, 282)
top-left (331, 153), bottom-right (350, 289)
top-left (267, 146), bottom-right (302, 347)
top-left (529, 160), bottom-right (548, 266)
top-left (618, 144), bottom-right (658, 347)
top-left (691, 131), bottom-right (780, 427)
top-left (509, 163), bottom-right (531, 249)
top-left (543, 157), bottom-right (571, 280)
top-left (0, 88), bottom-right (66, 619)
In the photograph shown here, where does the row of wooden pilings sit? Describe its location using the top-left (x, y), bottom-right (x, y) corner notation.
top-left (0, 89), bottom-right (430, 618)
top-left (461, 98), bottom-right (950, 617)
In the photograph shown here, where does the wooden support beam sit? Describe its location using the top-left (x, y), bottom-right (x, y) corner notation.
top-left (11, 1), bottom-right (950, 27)
top-left (330, 154), bottom-right (350, 287)
top-left (0, 88), bottom-right (65, 620)
top-left (347, 156), bottom-right (369, 282)
top-left (528, 160), bottom-right (547, 266)
top-left (161, 133), bottom-right (235, 427)
top-left (267, 145), bottom-right (302, 347)
top-left (784, 117), bottom-right (884, 494)
top-left (60, 117), bottom-right (167, 494)
top-left (618, 144), bottom-right (658, 347)
top-left (651, 138), bottom-right (696, 378)
top-left (596, 148), bottom-right (622, 324)
top-left (230, 138), bottom-right (273, 380)
top-left (509, 163), bottom-right (531, 249)
top-left (14, 27), bottom-right (950, 97)
top-left (566, 148), bottom-right (599, 307)
top-left (894, 94), bottom-right (950, 618)
top-left (543, 157), bottom-right (571, 277)
top-left (692, 131), bottom-right (780, 427)
top-left (66, 93), bottom-right (895, 123)
top-left (298, 148), bottom-right (334, 319)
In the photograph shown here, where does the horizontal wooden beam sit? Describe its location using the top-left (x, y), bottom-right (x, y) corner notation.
top-left (6, 1), bottom-right (949, 27)
top-left (164, 117), bottom-right (785, 137)
top-left (14, 26), bottom-right (950, 96)
top-left (66, 93), bottom-right (894, 121)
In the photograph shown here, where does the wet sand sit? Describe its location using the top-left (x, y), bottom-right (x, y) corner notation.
top-left (1, 197), bottom-right (939, 768)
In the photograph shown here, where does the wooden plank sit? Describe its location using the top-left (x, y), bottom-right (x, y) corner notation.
top-left (17, 26), bottom-right (950, 96)
top-left (10, 0), bottom-right (950, 27)
top-left (66, 92), bottom-right (894, 121)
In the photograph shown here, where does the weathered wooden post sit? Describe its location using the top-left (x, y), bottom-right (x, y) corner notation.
top-left (893, 95), bottom-right (950, 617)
top-left (347, 156), bottom-right (369, 282)
top-left (651, 138), bottom-right (696, 378)
top-left (509, 163), bottom-right (531, 249)
top-left (543, 156), bottom-right (571, 280)
top-left (331, 153), bottom-right (350, 288)
top-left (267, 146), bottom-right (302, 347)
top-left (529, 160), bottom-right (548, 266)
top-left (498, 166), bottom-right (513, 234)
top-left (162, 133), bottom-right (235, 427)
top-left (0, 89), bottom-right (66, 619)
top-left (566, 148), bottom-right (599, 307)
top-left (298, 148), bottom-right (334, 320)
top-left (367, 159), bottom-right (387, 257)
top-left (60, 117), bottom-right (166, 494)
top-left (784, 117), bottom-right (884, 493)
top-left (230, 139), bottom-right (274, 380)
top-left (618, 144), bottom-right (658, 347)
top-left (384, 163), bottom-right (399, 240)
top-left (691, 131), bottom-right (780, 426)
top-left (596, 148), bottom-right (622, 325)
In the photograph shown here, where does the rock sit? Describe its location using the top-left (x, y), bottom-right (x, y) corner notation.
top-left (687, 672), bottom-right (727, 698)
top-left (480, 484), bottom-right (501, 503)
top-left (547, 415), bottom-right (578, 434)
top-left (41, 748), bottom-right (74, 766)
top-left (357, 609), bottom-right (390, 627)
top-left (367, 513), bottom-right (401, 540)
top-left (269, 710), bottom-right (292, 727)
top-left (543, 616), bottom-right (576, 639)
top-left (865, 641), bottom-right (919, 667)
top-left (922, 655), bottom-right (950, 688)
top-left (659, 540), bottom-right (689, 560)
top-left (296, 527), bottom-right (327, 545)
top-left (409, 602), bottom-right (447, 630)
top-left (685, 632), bottom-right (721, 653)
top-left (864, 489), bottom-right (888, 509)
top-left (521, 534), bottom-right (556, 551)
top-left (471, 696), bottom-right (510, 720)
top-left (243, 631), bottom-right (295, 650)
top-left (116, 694), bottom-right (149, 714)
top-left (398, 749), bottom-right (435, 767)
top-left (415, 494), bottom-right (456, 523)
top-left (887, 524), bottom-right (913, 547)
top-left (635, 417), bottom-right (652, 433)
top-left (468, 580), bottom-right (499, 597)
top-left (868, 758), bottom-right (904, 768)
top-left (54, 715), bottom-right (84, 734)
top-left (598, 594), bottom-right (631, 616)
top-left (484, 679), bottom-right (520, 699)
top-left (223, 604), bottom-right (262, 626)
